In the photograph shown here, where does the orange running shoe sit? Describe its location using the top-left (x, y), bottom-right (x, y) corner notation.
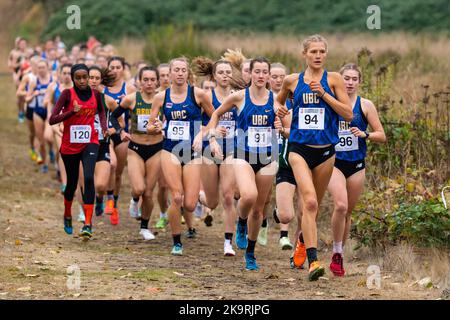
top-left (293, 241), bottom-right (307, 269)
top-left (110, 207), bottom-right (120, 225)
top-left (104, 199), bottom-right (114, 215)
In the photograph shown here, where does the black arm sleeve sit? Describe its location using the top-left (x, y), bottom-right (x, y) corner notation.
top-left (110, 105), bottom-right (127, 131)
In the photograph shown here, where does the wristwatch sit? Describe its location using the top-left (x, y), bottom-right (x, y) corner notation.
top-left (364, 131), bottom-right (370, 139)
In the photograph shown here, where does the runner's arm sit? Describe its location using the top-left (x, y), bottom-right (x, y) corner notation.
top-left (49, 90), bottom-right (75, 125)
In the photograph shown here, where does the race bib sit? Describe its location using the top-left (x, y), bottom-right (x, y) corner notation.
top-left (137, 115), bottom-right (150, 133)
top-left (167, 120), bottom-right (190, 141)
top-left (335, 130), bottom-right (358, 152)
top-left (248, 127), bottom-right (272, 147)
top-left (70, 125), bottom-right (91, 143)
top-left (218, 120), bottom-right (235, 139)
top-left (94, 115), bottom-right (103, 140)
top-left (298, 108), bottom-right (325, 130)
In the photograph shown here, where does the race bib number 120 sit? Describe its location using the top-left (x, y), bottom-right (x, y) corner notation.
top-left (70, 125), bottom-right (91, 143)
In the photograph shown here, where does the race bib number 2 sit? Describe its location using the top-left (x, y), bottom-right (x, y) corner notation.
top-left (137, 115), bottom-right (150, 132)
top-left (167, 121), bottom-right (190, 140)
top-left (70, 125), bottom-right (91, 143)
top-left (248, 127), bottom-right (272, 147)
top-left (298, 108), bottom-right (325, 130)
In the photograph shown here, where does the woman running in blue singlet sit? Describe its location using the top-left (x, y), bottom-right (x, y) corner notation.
top-left (276, 35), bottom-right (353, 281)
top-left (327, 63), bottom-right (386, 277)
top-left (148, 57), bottom-right (215, 256)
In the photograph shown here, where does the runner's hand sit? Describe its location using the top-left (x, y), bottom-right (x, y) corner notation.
top-left (120, 130), bottom-right (131, 142)
top-left (192, 131), bottom-right (203, 152)
top-left (350, 127), bottom-right (366, 138)
top-left (309, 81), bottom-right (325, 97)
top-left (73, 100), bottom-right (81, 113)
top-left (217, 126), bottom-right (227, 138)
top-left (210, 139), bottom-right (223, 160)
top-left (277, 104), bottom-right (289, 118)
top-left (274, 116), bottom-right (283, 131)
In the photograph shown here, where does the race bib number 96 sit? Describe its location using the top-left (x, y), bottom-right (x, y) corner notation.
top-left (335, 131), bottom-right (358, 152)
top-left (248, 127), bottom-right (272, 147)
top-left (167, 121), bottom-right (190, 140)
top-left (299, 108), bottom-right (325, 130)
top-left (70, 125), bottom-right (91, 143)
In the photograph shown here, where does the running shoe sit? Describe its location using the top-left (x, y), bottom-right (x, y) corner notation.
top-left (184, 228), bottom-right (197, 239)
top-left (194, 201), bottom-right (203, 218)
top-left (40, 164), bottom-right (48, 173)
top-left (18, 111), bottom-right (25, 123)
top-left (224, 241), bottom-right (236, 256)
top-left (308, 261), bottom-right (325, 281)
top-left (289, 255), bottom-right (295, 269)
top-left (63, 217), bottom-right (73, 235)
top-left (181, 215), bottom-right (186, 224)
top-left (139, 228), bottom-right (156, 241)
top-left (49, 150), bottom-right (55, 165)
top-left (204, 214), bottom-right (213, 227)
top-left (36, 154), bottom-right (43, 165)
top-left (129, 199), bottom-right (140, 219)
top-left (279, 236), bottom-right (294, 250)
top-left (104, 199), bottom-right (114, 215)
top-left (171, 243), bottom-right (183, 256)
top-left (257, 225), bottom-right (268, 246)
top-left (80, 225), bottom-right (93, 240)
top-left (330, 253), bottom-right (345, 277)
top-left (95, 200), bottom-right (104, 217)
top-left (77, 206), bottom-right (85, 223)
top-left (245, 252), bottom-right (259, 271)
top-left (155, 216), bottom-right (169, 229)
top-left (29, 149), bottom-right (37, 162)
top-left (235, 222), bottom-right (248, 250)
top-left (293, 240), bottom-right (307, 268)
top-left (110, 207), bottom-right (119, 225)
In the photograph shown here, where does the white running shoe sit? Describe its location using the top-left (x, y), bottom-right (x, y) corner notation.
top-left (139, 228), bottom-right (155, 240)
top-left (224, 240), bottom-right (236, 256)
top-left (129, 199), bottom-right (140, 219)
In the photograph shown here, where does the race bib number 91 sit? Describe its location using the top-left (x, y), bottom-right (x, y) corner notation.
top-left (167, 121), bottom-right (190, 140)
top-left (299, 108), bottom-right (325, 130)
top-left (70, 125), bottom-right (91, 143)
top-left (248, 127), bottom-right (272, 147)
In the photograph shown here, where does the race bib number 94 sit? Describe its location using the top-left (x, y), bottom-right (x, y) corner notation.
top-left (248, 127), bottom-right (272, 147)
top-left (299, 108), bottom-right (325, 130)
top-left (335, 131), bottom-right (358, 152)
top-left (70, 125), bottom-right (91, 143)
top-left (167, 121), bottom-right (190, 140)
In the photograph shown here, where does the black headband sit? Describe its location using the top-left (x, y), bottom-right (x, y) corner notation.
top-left (71, 63), bottom-right (89, 81)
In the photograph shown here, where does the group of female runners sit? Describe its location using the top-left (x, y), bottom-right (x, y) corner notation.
top-left (11, 34), bottom-right (386, 281)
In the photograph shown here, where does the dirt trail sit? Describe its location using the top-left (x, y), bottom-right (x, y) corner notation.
top-left (0, 76), bottom-right (444, 300)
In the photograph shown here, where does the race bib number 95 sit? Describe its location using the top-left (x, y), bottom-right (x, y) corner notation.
top-left (167, 121), bottom-right (190, 140)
